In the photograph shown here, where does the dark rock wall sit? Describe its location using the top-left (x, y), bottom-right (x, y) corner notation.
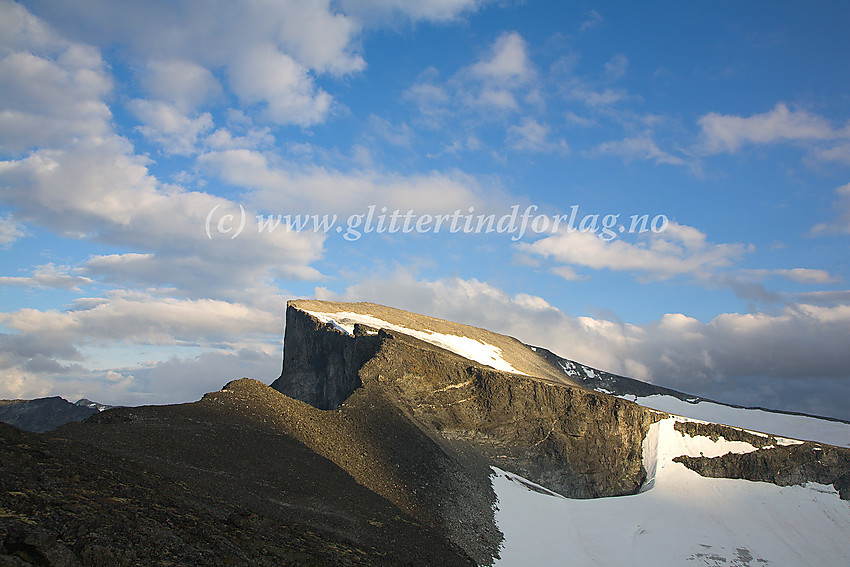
top-left (674, 440), bottom-right (850, 500)
top-left (363, 331), bottom-right (660, 499)
top-left (674, 420), bottom-right (778, 448)
top-left (271, 305), bottom-right (380, 409)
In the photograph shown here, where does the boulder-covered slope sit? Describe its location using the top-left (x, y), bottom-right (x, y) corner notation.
top-left (0, 383), bottom-right (475, 566)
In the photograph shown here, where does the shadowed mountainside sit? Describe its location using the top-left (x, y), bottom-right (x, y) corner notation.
top-left (0, 384), bottom-right (475, 566)
top-left (0, 397), bottom-right (100, 433)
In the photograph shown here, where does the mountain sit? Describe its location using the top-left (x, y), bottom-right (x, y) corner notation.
top-left (2, 299), bottom-right (849, 565)
top-left (271, 300), bottom-right (850, 565)
top-left (0, 396), bottom-right (112, 433)
top-left (534, 345), bottom-right (850, 447)
top-left (73, 399), bottom-right (112, 413)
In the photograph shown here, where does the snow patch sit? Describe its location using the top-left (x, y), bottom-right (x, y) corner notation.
top-left (305, 310), bottom-right (525, 375)
top-left (672, 421), bottom-right (761, 458)
top-left (581, 366), bottom-right (597, 379)
top-left (558, 361), bottom-right (579, 377)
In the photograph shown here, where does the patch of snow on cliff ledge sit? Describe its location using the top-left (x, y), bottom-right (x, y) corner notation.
top-left (305, 310), bottom-right (525, 375)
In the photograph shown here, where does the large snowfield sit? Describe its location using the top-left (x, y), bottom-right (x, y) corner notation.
top-left (491, 417), bottom-right (850, 567)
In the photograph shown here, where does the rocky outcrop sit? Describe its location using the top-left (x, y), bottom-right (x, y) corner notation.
top-left (673, 419), bottom-right (779, 448)
top-left (1, 522), bottom-right (81, 567)
top-left (666, 417), bottom-right (850, 500)
top-left (674, 440), bottom-right (850, 500)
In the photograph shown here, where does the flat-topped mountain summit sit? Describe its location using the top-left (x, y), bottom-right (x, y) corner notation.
top-left (272, 299), bottom-right (583, 406)
top-left (2, 299), bottom-right (849, 566)
top-left (271, 300), bottom-right (850, 564)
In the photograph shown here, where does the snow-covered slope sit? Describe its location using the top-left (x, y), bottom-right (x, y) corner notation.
top-left (624, 394), bottom-right (850, 448)
top-left (492, 416), bottom-right (850, 567)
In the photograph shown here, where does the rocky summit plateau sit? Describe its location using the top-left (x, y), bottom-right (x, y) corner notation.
top-left (2, 299), bottom-right (849, 566)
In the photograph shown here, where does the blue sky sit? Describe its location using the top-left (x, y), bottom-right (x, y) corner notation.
top-left (1, 0), bottom-right (849, 418)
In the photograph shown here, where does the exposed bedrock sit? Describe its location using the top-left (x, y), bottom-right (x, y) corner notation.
top-left (273, 304), bottom-right (660, 499)
top-left (272, 304), bottom-right (381, 409)
top-left (674, 440), bottom-right (850, 500)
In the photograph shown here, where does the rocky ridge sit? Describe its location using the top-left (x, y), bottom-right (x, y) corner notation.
top-left (2, 299), bottom-right (849, 565)
top-left (0, 387), bottom-right (475, 566)
top-left (272, 301), bottom-right (850, 516)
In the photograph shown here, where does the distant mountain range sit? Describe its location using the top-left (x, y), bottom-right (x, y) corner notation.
top-left (0, 396), bottom-right (112, 433)
top-left (1, 299), bottom-right (848, 566)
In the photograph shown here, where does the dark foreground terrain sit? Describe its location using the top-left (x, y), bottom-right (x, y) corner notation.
top-left (0, 387), bottom-right (474, 567)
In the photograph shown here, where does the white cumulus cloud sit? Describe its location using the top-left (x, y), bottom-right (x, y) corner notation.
top-left (698, 103), bottom-right (843, 154)
top-left (518, 221), bottom-right (749, 281)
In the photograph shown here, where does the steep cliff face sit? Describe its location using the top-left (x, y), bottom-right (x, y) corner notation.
top-left (271, 305), bottom-right (381, 409)
top-left (275, 299), bottom-right (581, 385)
top-left (361, 331), bottom-right (656, 499)
top-left (273, 302), bottom-right (659, 499)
